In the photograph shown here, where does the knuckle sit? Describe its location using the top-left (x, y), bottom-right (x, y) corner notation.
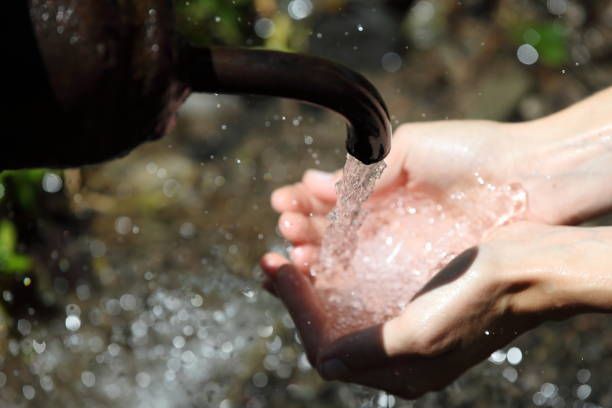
top-left (411, 335), bottom-right (443, 357)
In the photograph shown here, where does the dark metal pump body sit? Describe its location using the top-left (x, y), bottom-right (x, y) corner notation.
top-left (4, 0), bottom-right (391, 169)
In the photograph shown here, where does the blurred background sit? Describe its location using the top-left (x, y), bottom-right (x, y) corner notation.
top-left (1, 0), bottom-right (612, 406)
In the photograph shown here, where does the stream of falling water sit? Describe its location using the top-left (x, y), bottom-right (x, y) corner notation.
top-left (311, 154), bottom-right (388, 408)
top-left (312, 155), bottom-right (387, 278)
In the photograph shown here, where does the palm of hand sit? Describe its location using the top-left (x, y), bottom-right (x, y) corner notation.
top-left (260, 123), bottom-right (539, 398)
top-left (265, 123), bottom-right (526, 334)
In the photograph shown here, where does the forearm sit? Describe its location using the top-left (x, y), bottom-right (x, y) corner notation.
top-left (510, 87), bottom-right (612, 224)
top-left (513, 225), bottom-right (612, 317)
top-left (534, 87), bottom-right (612, 139)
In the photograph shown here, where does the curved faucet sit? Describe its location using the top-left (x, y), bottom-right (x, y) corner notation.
top-left (178, 46), bottom-right (392, 165)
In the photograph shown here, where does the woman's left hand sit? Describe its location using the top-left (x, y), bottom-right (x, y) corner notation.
top-left (261, 221), bottom-right (612, 399)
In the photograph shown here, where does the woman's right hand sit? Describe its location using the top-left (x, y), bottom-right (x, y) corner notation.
top-left (264, 116), bottom-right (612, 276)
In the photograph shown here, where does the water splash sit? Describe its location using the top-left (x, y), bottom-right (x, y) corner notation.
top-left (313, 159), bottom-right (527, 338)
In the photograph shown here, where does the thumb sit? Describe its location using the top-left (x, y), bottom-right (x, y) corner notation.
top-left (273, 264), bottom-right (329, 365)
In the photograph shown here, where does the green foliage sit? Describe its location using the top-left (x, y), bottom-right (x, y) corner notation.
top-left (0, 169), bottom-right (46, 212)
top-left (175, 0), bottom-right (254, 46)
top-left (0, 221), bottom-right (31, 275)
top-left (510, 22), bottom-right (569, 67)
top-left (0, 169), bottom-right (59, 276)
top-left (174, 1), bottom-right (318, 53)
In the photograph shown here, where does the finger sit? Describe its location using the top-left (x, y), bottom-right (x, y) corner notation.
top-left (271, 183), bottom-right (335, 215)
top-left (273, 264), bottom-right (328, 364)
top-left (260, 253), bottom-right (289, 278)
top-left (261, 246), bottom-right (317, 294)
top-left (302, 169), bottom-right (342, 203)
top-left (278, 212), bottom-right (328, 245)
top-left (260, 248), bottom-right (318, 279)
top-left (290, 245), bottom-right (320, 276)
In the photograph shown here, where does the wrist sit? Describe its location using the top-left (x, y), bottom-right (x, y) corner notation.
top-left (514, 226), bottom-right (612, 318)
top-left (505, 109), bottom-right (612, 225)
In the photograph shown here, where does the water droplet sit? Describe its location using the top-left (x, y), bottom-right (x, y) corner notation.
top-left (382, 52), bottom-right (403, 73)
top-left (576, 384), bottom-right (592, 400)
top-left (252, 372), bottom-right (268, 388)
top-left (33, 340), bottom-right (46, 354)
top-left (503, 367), bottom-right (518, 382)
top-left (517, 44), bottom-right (539, 65)
top-left (172, 336), bottom-right (186, 349)
top-left (547, 0), bottom-right (568, 15)
top-left (179, 222), bottom-right (196, 239)
top-left (136, 372), bottom-right (151, 388)
top-left (42, 172), bottom-right (63, 193)
top-left (506, 347), bottom-right (523, 365)
top-left (22, 385), bottom-right (35, 400)
top-left (81, 371), bottom-right (96, 388)
top-left (489, 350), bottom-right (506, 364)
top-left (65, 315), bottom-right (81, 331)
top-left (254, 18), bottom-right (275, 39)
top-left (576, 368), bottom-right (591, 383)
top-left (288, 0), bottom-right (313, 20)
top-left (115, 216), bottom-right (133, 235)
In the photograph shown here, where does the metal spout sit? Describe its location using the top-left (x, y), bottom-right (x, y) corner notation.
top-left (178, 46), bottom-right (392, 165)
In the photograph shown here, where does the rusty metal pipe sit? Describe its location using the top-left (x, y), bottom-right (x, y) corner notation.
top-left (2, 0), bottom-right (391, 169)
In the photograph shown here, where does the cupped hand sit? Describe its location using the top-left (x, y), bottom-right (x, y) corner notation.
top-left (262, 222), bottom-right (588, 398)
top-left (260, 121), bottom-right (606, 398)
top-left (262, 120), bottom-right (556, 278)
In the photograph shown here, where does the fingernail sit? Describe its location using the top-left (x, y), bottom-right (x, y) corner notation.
top-left (320, 359), bottom-right (350, 380)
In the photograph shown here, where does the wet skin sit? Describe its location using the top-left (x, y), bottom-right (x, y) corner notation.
top-left (261, 88), bottom-right (612, 399)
